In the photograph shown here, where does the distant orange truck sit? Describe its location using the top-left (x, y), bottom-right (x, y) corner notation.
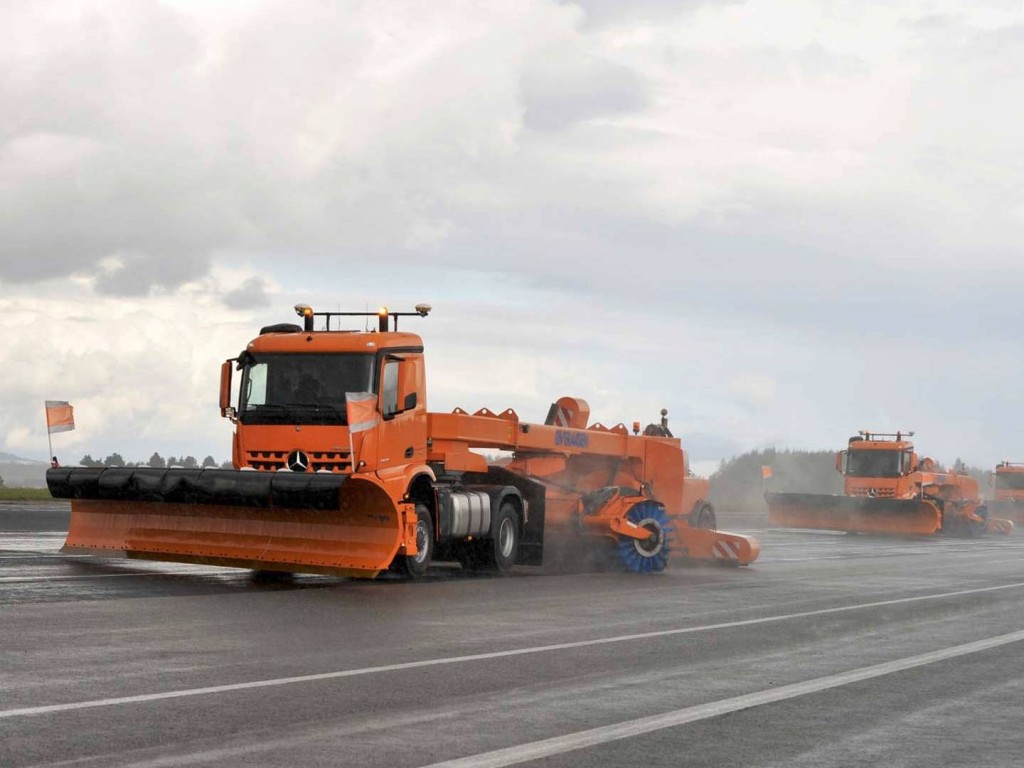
top-left (990, 462), bottom-right (1024, 525)
top-left (767, 431), bottom-right (1013, 536)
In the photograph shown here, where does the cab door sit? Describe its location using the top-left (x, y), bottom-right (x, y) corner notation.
top-left (374, 355), bottom-right (427, 476)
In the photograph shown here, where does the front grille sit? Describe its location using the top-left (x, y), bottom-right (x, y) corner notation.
top-left (850, 487), bottom-right (895, 498)
top-left (310, 452), bottom-right (352, 472)
top-left (246, 451), bottom-right (286, 471)
top-left (244, 450), bottom-right (352, 473)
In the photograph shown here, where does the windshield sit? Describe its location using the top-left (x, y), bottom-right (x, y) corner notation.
top-left (995, 472), bottom-right (1024, 491)
top-left (238, 353), bottom-right (375, 425)
top-left (846, 449), bottom-right (902, 478)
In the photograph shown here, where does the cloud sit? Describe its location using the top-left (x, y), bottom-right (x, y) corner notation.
top-left (558, 0), bottom-right (737, 29)
top-left (2, 0), bottom-right (1024, 468)
top-left (0, 269), bottom-right (267, 462)
top-left (223, 275), bottom-right (271, 309)
top-left (729, 374), bottom-right (777, 407)
top-left (521, 51), bottom-right (649, 131)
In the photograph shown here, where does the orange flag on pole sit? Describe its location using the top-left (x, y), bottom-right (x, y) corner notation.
top-left (345, 392), bottom-right (379, 434)
top-left (345, 392), bottom-right (378, 469)
top-left (45, 401), bottom-right (75, 434)
top-left (761, 465), bottom-right (772, 479)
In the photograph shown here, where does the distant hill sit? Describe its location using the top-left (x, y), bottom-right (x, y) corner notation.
top-left (708, 448), bottom-right (842, 513)
top-left (0, 451), bottom-right (46, 465)
top-left (0, 452), bottom-right (48, 488)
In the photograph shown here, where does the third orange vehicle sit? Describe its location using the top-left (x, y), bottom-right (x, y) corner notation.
top-left (766, 431), bottom-right (1013, 536)
top-left (989, 462), bottom-right (1024, 525)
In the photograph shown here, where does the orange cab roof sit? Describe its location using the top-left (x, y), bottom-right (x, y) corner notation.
top-left (248, 330), bottom-right (424, 354)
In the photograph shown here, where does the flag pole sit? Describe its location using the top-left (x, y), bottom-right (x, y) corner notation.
top-left (45, 402), bottom-right (53, 463)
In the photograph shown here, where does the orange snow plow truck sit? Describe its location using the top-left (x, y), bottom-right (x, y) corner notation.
top-left (989, 462), bottom-right (1024, 525)
top-left (765, 431), bottom-right (1013, 537)
top-left (46, 304), bottom-right (759, 577)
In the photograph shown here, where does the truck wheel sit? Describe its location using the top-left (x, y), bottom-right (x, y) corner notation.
top-left (477, 502), bottom-right (520, 575)
top-left (396, 504), bottom-right (433, 578)
top-left (691, 503), bottom-right (716, 530)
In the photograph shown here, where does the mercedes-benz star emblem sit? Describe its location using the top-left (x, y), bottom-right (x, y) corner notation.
top-left (287, 450), bottom-right (310, 472)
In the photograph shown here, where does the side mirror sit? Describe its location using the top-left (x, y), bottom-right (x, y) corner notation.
top-left (219, 360), bottom-right (233, 416)
top-left (835, 451), bottom-right (846, 474)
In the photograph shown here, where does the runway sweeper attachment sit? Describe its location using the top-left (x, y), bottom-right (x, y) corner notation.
top-left (47, 304), bottom-right (760, 578)
top-left (766, 431), bottom-right (1013, 537)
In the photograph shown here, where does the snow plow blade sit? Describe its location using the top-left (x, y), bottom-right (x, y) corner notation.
top-left (46, 468), bottom-right (407, 578)
top-left (765, 492), bottom-right (942, 535)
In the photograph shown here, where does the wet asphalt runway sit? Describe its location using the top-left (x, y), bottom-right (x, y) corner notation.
top-left (4, 501), bottom-right (1024, 767)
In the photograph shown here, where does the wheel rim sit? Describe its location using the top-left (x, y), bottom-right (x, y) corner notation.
top-left (632, 519), bottom-right (665, 557)
top-left (617, 502), bottom-right (671, 573)
top-left (498, 517), bottom-right (515, 559)
top-left (413, 520), bottom-right (430, 564)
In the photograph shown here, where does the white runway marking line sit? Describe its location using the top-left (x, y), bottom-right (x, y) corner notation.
top-left (3, 579), bottom-right (1024, 721)
top-left (422, 628), bottom-right (1024, 768)
top-left (0, 571), bottom-right (233, 583)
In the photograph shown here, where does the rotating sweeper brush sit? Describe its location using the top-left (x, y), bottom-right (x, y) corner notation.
top-left (616, 501), bottom-right (674, 573)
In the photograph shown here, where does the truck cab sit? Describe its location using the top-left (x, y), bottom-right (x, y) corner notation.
top-left (994, 462), bottom-right (1024, 502)
top-left (836, 432), bottom-right (918, 499)
top-left (220, 305), bottom-right (429, 479)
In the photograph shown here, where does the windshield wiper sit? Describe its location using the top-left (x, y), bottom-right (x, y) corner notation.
top-left (287, 403), bottom-right (346, 424)
top-left (240, 403), bottom-right (291, 424)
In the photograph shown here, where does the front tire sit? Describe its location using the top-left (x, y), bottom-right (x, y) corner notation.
top-left (396, 503), bottom-right (434, 578)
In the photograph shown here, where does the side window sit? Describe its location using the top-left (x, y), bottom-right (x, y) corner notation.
top-left (381, 362), bottom-right (399, 417)
top-left (244, 363), bottom-right (267, 408)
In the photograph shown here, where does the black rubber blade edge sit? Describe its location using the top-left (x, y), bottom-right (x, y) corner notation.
top-left (46, 467), bottom-right (347, 509)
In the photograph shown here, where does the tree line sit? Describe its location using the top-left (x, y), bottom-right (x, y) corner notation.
top-left (78, 453), bottom-right (232, 469)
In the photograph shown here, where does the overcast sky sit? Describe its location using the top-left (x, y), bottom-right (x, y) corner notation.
top-left (2, 0), bottom-right (1023, 474)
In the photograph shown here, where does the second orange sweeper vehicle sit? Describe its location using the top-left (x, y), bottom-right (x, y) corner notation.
top-left (766, 431), bottom-right (1013, 536)
top-left (46, 304), bottom-right (760, 577)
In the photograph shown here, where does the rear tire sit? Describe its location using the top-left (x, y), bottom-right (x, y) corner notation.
top-left (691, 503), bottom-right (716, 530)
top-left (462, 502), bottom-right (519, 575)
top-left (396, 503), bottom-right (433, 578)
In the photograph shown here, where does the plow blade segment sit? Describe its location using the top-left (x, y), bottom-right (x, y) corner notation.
top-left (49, 468), bottom-right (403, 578)
top-left (766, 492), bottom-right (941, 535)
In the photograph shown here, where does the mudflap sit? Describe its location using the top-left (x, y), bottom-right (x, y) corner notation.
top-left (50, 468), bottom-right (404, 578)
top-left (671, 522), bottom-right (760, 566)
top-left (766, 492), bottom-right (942, 536)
